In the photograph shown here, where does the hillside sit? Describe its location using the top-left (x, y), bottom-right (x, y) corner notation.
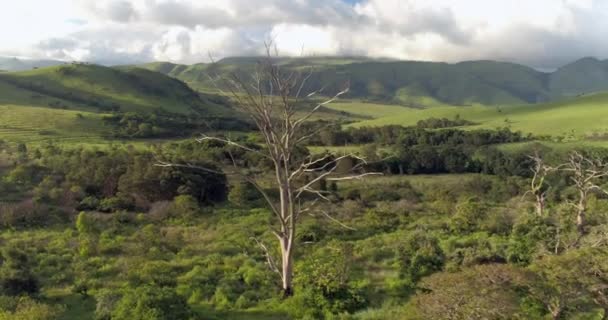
top-left (339, 92), bottom-right (608, 140)
top-left (139, 57), bottom-right (608, 107)
top-left (0, 64), bottom-right (239, 144)
top-left (0, 63), bottom-right (231, 115)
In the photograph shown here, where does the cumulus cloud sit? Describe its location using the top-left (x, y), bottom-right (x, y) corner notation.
top-left (2, 0), bottom-right (608, 69)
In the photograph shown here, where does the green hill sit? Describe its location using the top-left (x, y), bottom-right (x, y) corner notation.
top-left (0, 63), bottom-right (229, 115)
top-left (139, 57), bottom-right (608, 107)
top-left (548, 57), bottom-right (608, 97)
top-left (0, 63), bottom-right (237, 144)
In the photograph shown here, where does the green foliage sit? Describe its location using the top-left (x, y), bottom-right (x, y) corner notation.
top-left (507, 215), bottom-right (557, 265)
top-left (396, 231), bottom-right (444, 284)
top-left (111, 285), bottom-right (191, 320)
top-left (170, 195), bottom-right (200, 218)
top-left (450, 198), bottom-right (487, 233)
top-left (293, 242), bottom-right (368, 317)
top-left (76, 212), bottom-right (96, 235)
top-left (528, 248), bottom-right (608, 319)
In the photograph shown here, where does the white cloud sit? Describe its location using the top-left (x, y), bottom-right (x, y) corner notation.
top-left (271, 24), bottom-right (337, 56)
top-left (1, 0), bottom-right (608, 68)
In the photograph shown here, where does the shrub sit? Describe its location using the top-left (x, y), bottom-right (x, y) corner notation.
top-left (111, 285), bottom-right (191, 320)
top-left (449, 198), bottom-right (487, 233)
top-left (170, 195), bottom-right (200, 218)
top-left (294, 242), bottom-right (369, 316)
top-left (396, 231), bottom-right (444, 284)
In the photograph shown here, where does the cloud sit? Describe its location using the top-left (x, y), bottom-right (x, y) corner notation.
top-left (2, 0), bottom-right (608, 69)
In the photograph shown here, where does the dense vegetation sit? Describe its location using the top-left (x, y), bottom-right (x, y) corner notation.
top-left (2, 124), bottom-right (608, 319)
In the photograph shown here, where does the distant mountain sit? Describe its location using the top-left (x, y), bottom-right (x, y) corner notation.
top-left (0, 56), bottom-right (66, 72)
top-left (138, 57), bottom-right (608, 107)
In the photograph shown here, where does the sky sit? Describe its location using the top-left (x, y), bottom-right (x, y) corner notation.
top-left (1, 0), bottom-right (607, 69)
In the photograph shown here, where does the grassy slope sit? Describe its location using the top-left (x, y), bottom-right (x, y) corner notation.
top-left (0, 105), bottom-right (107, 144)
top-left (339, 92), bottom-right (608, 139)
top-left (0, 64), bottom-right (228, 114)
top-left (0, 64), bottom-right (234, 144)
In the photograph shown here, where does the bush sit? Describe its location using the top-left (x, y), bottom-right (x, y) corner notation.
top-left (396, 231), bottom-right (444, 284)
top-left (449, 198), bottom-right (487, 233)
top-left (111, 285), bottom-right (191, 320)
top-left (507, 215), bottom-right (557, 265)
top-left (170, 195), bottom-right (200, 218)
top-left (294, 242), bottom-right (369, 316)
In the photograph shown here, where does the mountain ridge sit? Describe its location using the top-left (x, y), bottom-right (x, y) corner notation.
top-left (138, 56), bottom-right (608, 107)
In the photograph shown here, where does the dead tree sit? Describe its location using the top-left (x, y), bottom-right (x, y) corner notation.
top-left (159, 45), bottom-right (379, 296)
top-left (562, 151), bottom-right (608, 235)
top-left (523, 152), bottom-right (556, 216)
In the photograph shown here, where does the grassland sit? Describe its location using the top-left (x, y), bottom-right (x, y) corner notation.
top-left (0, 105), bottom-right (108, 144)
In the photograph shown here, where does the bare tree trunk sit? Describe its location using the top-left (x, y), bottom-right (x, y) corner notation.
top-left (277, 171), bottom-right (296, 296)
top-left (577, 191), bottom-right (587, 235)
top-left (280, 237), bottom-right (294, 296)
top-left (535, 194), bottom-right (545, 216)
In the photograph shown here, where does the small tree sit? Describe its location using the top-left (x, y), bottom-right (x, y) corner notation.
top-left (158, 44), bottom-right (378, 296)
top-left (562, 151), bottom-right (608, 235)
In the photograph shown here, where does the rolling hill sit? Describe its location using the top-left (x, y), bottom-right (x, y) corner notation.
top-left (139, 57), bottom-right (608, 107)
